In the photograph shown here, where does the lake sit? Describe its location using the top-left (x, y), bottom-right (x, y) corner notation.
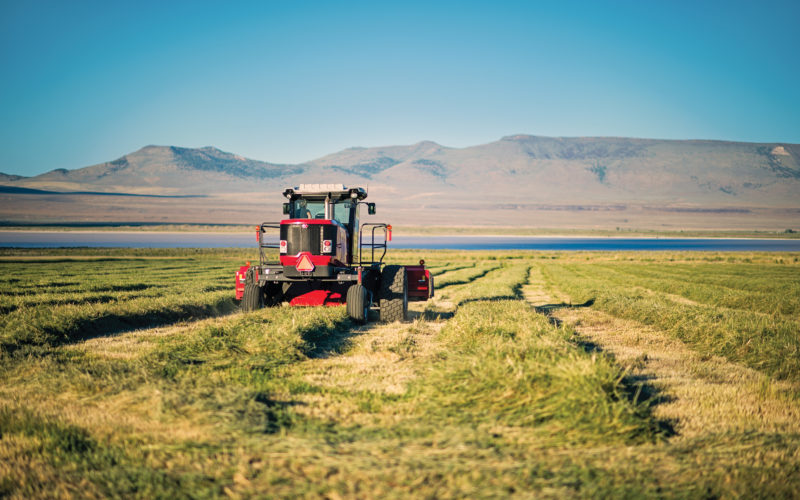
top-left (1, 231), bottom-right (799, 251)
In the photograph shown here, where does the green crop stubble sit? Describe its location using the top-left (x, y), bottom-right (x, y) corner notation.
top-left (2, 249), bottom-right (800, 498)
top-left (233, 259), bottom-right (675, 497)
top-left (435, 262), bottom-right (502, 291)
top-left (424, 262), bottom-right (664, 443)
top-left (445, 261), bottom-right (528, 304)
top-left (539, 260), bottom-right (800, 384)
top-left (591, 262), bottom-right (800, 316)
top-left (0, 254), bottom-right (644, 496)
top-left (0, 405), bottom-right (205, 499)
top-left (0, 258), bottom-right (239, 353)
top-left (1, 302), bottom-right (354, 498)
top-left (422, 300), bottom-right (665, 445)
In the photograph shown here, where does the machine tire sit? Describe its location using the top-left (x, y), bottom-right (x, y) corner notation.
top-left (241, 282), bottom-right (263, 312)
top-left (380, 265), bottom-right (407, 322)
top-left (263, 283), bottom-right (283, 307)
top-left (347, 284), bottom-right (369, 323)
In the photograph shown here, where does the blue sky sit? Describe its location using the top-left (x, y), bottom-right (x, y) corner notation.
top-left (1, 0), bottom-right (799, 176)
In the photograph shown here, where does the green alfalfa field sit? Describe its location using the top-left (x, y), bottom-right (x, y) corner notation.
top-left (1, 248), bottom-right (799, 498)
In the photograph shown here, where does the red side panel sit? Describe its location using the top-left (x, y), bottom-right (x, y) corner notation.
top-left (234, 264), bottom-right (250, 300)
top-left (405, 265), bottom-right (432, 300)
top-left (289, 290), bottom-right (344, 307)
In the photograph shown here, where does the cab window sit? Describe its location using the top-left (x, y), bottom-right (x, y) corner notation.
top-left (292, 199), bottom-right (324, 219)
top-left (332, 201), bottom-right (353, 226)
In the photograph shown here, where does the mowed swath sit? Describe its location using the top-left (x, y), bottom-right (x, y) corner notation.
top-left (0, 254), bottom-right (240, 349)
top-left (1, 249), bottom-right (799, 498)
top-left (538, 257), bottom-right (800, 381)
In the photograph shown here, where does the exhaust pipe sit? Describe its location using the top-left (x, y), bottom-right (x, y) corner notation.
top-left (324, 193), bottom-right (332, 220)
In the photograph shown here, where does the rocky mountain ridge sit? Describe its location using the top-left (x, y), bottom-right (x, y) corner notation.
top-left (2, 136), bottom-right (799, 227)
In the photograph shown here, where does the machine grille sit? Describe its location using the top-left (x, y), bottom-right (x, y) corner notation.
top-left (281, 223), bottom-right (338, 256)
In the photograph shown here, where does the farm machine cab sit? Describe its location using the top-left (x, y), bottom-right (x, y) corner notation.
top-left (234, 184), bottom-right (433, 323)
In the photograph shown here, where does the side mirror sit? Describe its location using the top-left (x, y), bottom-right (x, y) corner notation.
top-left (368, 203), bottom-right (376, 215)
top-left (283, 203), bottom-right (290, 215)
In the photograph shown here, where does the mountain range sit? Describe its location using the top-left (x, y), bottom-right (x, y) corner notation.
top-left (1, 136), bottom-right (799, 229)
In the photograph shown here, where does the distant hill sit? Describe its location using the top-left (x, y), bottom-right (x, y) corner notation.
top-left (1, 136), bottom-right (799, 229)
top-left (6, 146), bottom-right (295, 195)
top-left (0, 172), bottom-right (25, 182)
top-left (304, 136), bottom-right (800, 207)
top-left (0, 185), bottom-right (203, 198)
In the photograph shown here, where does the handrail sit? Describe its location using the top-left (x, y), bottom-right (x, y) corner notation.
top-left (258, 222), bottom-right (282, 265)
top-left (358, 223), bottom-right (388, 266)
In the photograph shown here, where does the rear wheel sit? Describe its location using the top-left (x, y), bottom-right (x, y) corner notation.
top-left (347, 284), bottom-right (369, 323)
top-left (241, 282), bottom-right (263, 312)
top-left (380, 265), bottom-right (407, 322)
top-left (263, 283), bottom-right (283, 306)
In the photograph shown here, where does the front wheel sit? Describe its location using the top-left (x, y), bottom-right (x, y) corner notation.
top-left (380, 265), bottom-right (408, 322)
top-left (346, 284), bottom-right (370, 323)
top-left (241, 282), bottom-right (263, 312)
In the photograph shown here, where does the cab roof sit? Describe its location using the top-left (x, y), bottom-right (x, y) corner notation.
top-left (283, 184), bottom-right (368, 201)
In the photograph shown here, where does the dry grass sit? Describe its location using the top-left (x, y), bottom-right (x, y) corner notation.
top-left (2, 249), bottom-right (800, 498)
top-left (553, 308), bottom-right (800, 437)
top-left (526, 258), bottom-right (800, 497)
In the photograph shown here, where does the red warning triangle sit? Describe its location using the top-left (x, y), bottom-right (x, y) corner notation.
top-left (296, 253), bottom-right (315, 272)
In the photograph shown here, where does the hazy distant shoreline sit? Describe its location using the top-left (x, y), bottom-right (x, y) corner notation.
top-left (0, 225), bottom-right (798, 240)
top-left (3, 230), bottom-right (800, 252)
